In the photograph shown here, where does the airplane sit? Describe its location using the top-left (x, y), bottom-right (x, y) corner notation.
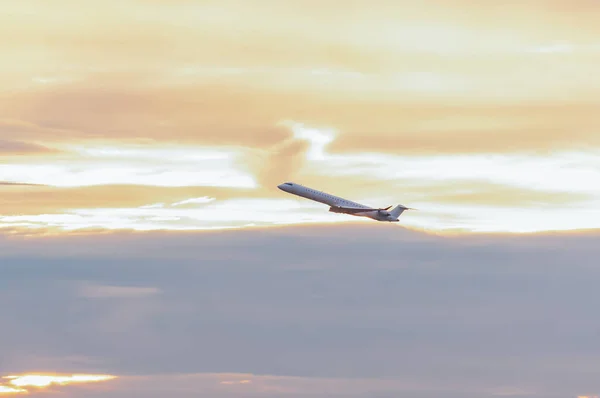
top-left (277, 182), bottom-right (413, 222)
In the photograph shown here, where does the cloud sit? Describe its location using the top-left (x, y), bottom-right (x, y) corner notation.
top-left (0, 119), bottom-right (79, 142)
top-left (0, 182), bottom-right (46, 187)
top-left (1, 1), bottom-right (600, 155)
top-left (0, 0), bottom-right (600, 235)
top-left (78, 283), bottom-right (161, 299)
top-left (0, 144), bottom-right (256, 189)
top-left (0, 374), bottom-right (117, 395)
top-left (3, 0), bottom-right (599, 76)
top-left (1, 1), bottom-right (600, 396)
top-left (326, 102), bottom-right (600, 155)
top-left (1, 133), bottom-right (596, 233)
top-left (1, 83), bottom-right (295, 147)
top-left (244, 134), bottom-right (311, 192)
top-left (0, 224), bottom-right (599, 397)
top-left (0, 184), bottom-right (260, 215)
top-left (42, 372), bottom-right (535, 398)
top-left (171, 197), bottom-right (215, 207)
top-left (0, 140), bottom-right (57, 155)
top-left (0, 181), bottom-right (596, 234)
top-left (401, 179), bottom-right (593, 208)
top-left (0, 385), bottom-right (25, 394)
top-left (3, 77), bottom-right (600, 156)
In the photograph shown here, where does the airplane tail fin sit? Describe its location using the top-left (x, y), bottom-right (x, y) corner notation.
top-left (390, 204), bottom-right (412, 219)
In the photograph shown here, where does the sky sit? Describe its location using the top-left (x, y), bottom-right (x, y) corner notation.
top-left (1, 0), bottom-right (599, 396)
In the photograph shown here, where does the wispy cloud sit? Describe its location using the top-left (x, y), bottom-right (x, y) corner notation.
top-left (0, 140), bottom-right (57, 155)
top-left (0, 123), bottom-right (597, 233)
top-left (0, 182), bottom-right (46, 187)
top-left (0, 0), bottom-right (599, 234)
top-left (78, 283), bottom-right (161, 299)
top-left (0, 374), bottom-right (117, 395)
top-left (171, 197), bottom-right (215, 207)
top-left (70, 372), bottom-right (534, 397)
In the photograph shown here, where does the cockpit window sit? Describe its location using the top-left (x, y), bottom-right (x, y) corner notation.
top-left (284, 182), bottom-right (293, 186)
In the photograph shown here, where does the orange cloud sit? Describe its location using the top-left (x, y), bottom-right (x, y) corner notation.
top-left (400, 180), bottom-right (593, 208)
top-left (1, 1), bottom-right (599, 154)
top-left (326, 103), bottom-right (600, 155)
top-left (0, 184), bottom-right (258, 215)
top-left (0, 140), bottom-right (57, 155)
top-left (244, 135), bottom-right (311, 192)
top-left (0, 0), bottom-right (599, 234)
top-left (0, 374), bottom-right (117, 395)
top-left (0, 385), bottom-right (25, 394)
top-left (3, 77), bottom-right (599, 156)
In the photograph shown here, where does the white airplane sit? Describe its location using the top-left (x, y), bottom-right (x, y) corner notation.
top-left (277, 182), bottom-right (412, 222)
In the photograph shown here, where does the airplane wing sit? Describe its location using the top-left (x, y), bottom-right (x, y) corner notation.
top-left (332, 205), bottom-right (391, 214)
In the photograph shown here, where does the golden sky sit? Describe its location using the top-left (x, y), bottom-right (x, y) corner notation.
top-left (1, 0), bottom-right (599, 233)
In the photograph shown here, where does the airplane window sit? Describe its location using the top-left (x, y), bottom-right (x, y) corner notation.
top-left (284, 183), bottom-right (293, 186)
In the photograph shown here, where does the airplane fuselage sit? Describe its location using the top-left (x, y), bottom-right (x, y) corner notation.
top-left (277, 182), bottom-right (402, 222)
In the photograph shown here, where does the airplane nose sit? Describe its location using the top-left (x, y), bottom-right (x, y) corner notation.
top-left (277, 182), bottom-right (293, 192)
